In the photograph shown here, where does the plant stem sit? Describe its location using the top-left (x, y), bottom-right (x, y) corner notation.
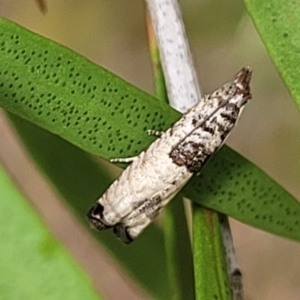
top-left (145, 0), bottom-right (243, 299)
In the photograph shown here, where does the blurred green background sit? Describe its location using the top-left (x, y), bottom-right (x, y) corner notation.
top-left (0, 0), bottom-right (300, 299)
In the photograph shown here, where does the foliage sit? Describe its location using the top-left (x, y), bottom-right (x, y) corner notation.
top-left (0, 0), bottom-right (300, 297)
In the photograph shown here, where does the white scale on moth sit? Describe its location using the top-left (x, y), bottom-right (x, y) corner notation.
top-left (87, 67), bottom-right (252, 243)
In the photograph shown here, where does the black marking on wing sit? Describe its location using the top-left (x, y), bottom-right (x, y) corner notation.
top-left (87, 203), bottom-right (112, 230)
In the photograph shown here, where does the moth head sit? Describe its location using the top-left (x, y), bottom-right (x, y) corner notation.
top-left (210, 67), bottom-right (252, 107)
top-left (211, 82), bottom-right (237, 101)
top-left (223, 67), bottom-right (252, 109)
top-left (219, 67), bottom-right (253, 122)
top-left (233, 66), bottom-right (252, 101)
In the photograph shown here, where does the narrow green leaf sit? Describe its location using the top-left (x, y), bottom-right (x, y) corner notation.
top-left (7, 113), bottom-right (171, 300)
top-left (147, 18), bottom-right (168, 104)
top-left (0, 16), bottom-right (180, 160)
top-left (185, 147), bottom-right (300, 241)
top-left (244, 0), bottom-right (300, 111)
top-left (1, 17), bottom-right (299, 246)
top-left (163, 196), bottom-right (195, 300)
top-left (193, 206), bottom-right (231, 300)
top-left (0, 163), bottom-right (102, 300)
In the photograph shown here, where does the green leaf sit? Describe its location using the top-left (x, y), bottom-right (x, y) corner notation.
top-left (7, 113), bottom-right (171, 300)
top-left (0, 17), bottom-right (180, 160)
top-left (0, 163), bottom-right (102, 300)
top-left (163, 196), bottom-right (195, 300)
top-left (244, 0), bottom-right (300, 111)
top-left (1, 16), bottom-right (300, 249)
top-left (185, 147), bottom-right (300, 241)
top-left (193, 206), bottom-right (231, 300)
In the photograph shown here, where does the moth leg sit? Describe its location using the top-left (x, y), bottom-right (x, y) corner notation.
top-left (110, 156), bottom-right (138, 163)
top-left (147, 129), bottom-right (164, 137)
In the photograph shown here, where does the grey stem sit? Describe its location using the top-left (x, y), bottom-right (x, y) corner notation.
top-left (220, 214), bottom-right (244, 300)
top-left (145, 1), bottom-right (244, 299)
top-left (146, 0), bottom-right (201, 113)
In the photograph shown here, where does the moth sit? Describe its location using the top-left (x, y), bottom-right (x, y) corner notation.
top-left (87, 67), bottom-right (252, 243)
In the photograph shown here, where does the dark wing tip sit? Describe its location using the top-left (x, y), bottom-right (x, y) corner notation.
top-left (113, 224), bottom-right (134, 244)
top-left (87, 203), bottom-right (111, 231)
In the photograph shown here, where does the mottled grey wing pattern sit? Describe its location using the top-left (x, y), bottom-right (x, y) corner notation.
top-left (87, 67), bottom-right (252, 243)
